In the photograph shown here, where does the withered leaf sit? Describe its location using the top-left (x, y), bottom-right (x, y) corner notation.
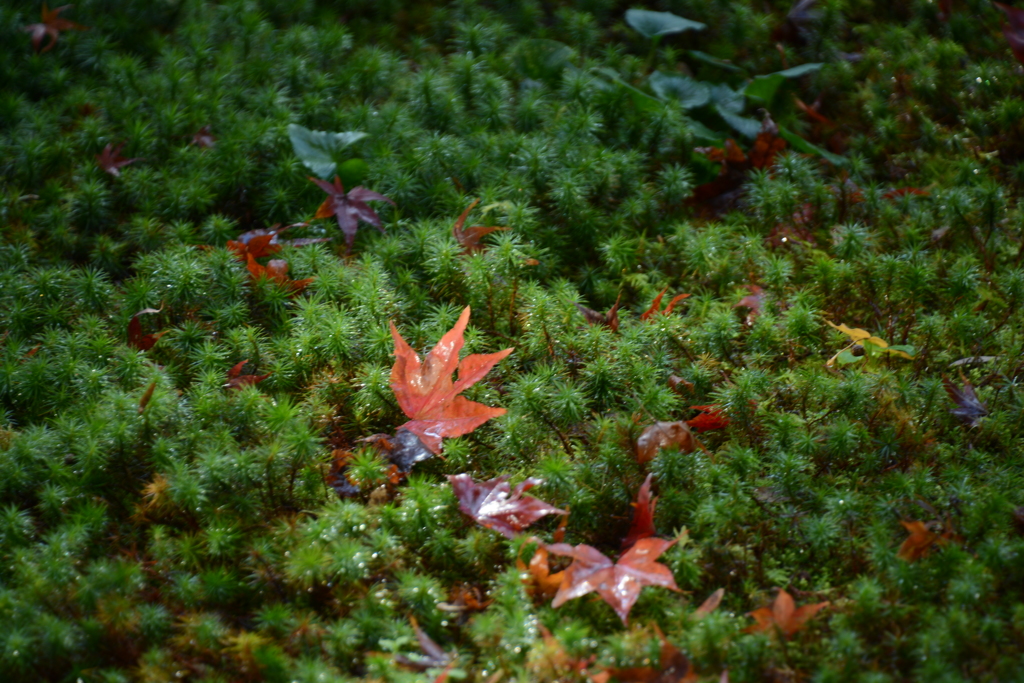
top-left (96, 143), bottom-right (139, 177)
top-left (745, 589), bottom-right (828, 638)
top-left (694, 587), bottom-right (725, 619)
top-left (622, 473), bottom-right (657, 550)
top-left (311, 175), bottom-right (394, 249)
top-left (127, 307), bottom-right (166, 351)
top-left (636, 421), bottom-right (696, 464)
top-left (943, 375), bottom-right (988, 427)
top-left (452, 199), bottom-right (508, 253)
top-left (547, 537), bottom-right (680, 624)
top-left (449, 474), bottom-right (566, 539)
top-left (576, 294), bottom-right (621, 332)
top-left (245, 254), bottom-right (314, 294)
top-left (641, 288), bottom-right (690, 321)
top-left (224, 360), bottom-right (270, 390)
top-left (138, 380), bottom-right (157, 415)
top-left (686, 405), bottom-right (730, 433)
top-left (24, 3), bottom-right (87, 54)
top-left (390, 306), bottom-right (513, 454)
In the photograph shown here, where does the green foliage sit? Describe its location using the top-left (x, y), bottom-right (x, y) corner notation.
top-left (2, 0), bottom-right (1024, 681)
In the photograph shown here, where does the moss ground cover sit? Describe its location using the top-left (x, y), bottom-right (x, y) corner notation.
top-left (3, 0), bottom-right (1024, 680)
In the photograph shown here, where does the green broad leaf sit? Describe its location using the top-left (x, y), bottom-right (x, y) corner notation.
top-left (288, 124), bottom-right (367, 179)
top-left (513, 39), bottom-right (573, 81)
top-left (777, 126), bottom-right (847, 166)
top-left (625, 9), bottom-right (706, 38)
top-left (772, 63), bottom-right (824, 78)
top-left (836, 349), bottom-right (864, 365)
top-left (648, 72), bottom-right (711, 109)
top-left (709, 83), bottom-right (744, 114)
top-left (687, 50), bottom-right (745, 73)
top-left (743, 73), bottom-right (785, 106)
top-left (716, 107), bottom-right (760, 139)
top-left (885, 345), bottom-right (916, 359)
top-left (687, 118), bottom-right (724, 143)
top-left (594, 67), bottom-right (663, 112)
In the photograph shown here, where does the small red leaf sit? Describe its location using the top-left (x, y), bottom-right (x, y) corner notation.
top-left (95, 143), bottom-right (138, 177)
top-left (622, 474), bottom-right (657, 550)
top-left (686, 405), bottom-right (730, 433)
top-left (449, 474), bottom-right (566, 539)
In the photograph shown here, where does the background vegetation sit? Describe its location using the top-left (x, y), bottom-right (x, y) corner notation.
top-left (2, 0), bottom-right (1024, 681)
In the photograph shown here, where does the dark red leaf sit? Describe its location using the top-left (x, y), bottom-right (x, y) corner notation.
top-left (224, 359), bottom-right (270, 390)
top-left (622, 474), bottom-right (657, 550)
top-left (394, 616), bottom-right (453, 672)
top-left (127, 307), bottom-right (166, 351)
top-left (192, 125), bottom-right (216, 148)
top-left (733, 285), bottom-right (764, 324)
top-left (547, 537), bottom-right (680, 624)
top-left (449, 474), bottom-right (566, 539)
top-left (23, 3), bottom-right (87, 54)
top-left (96, 143), bottom-right (139, 177)
top-left (636, 421), bottom-right (696, 464)
top-left (451, 199), bottom-right (508, 253)
top-left (943, 375), bottom-right (988, 427)
top-left (575, 294), bottom-right (621, 332)
top-left (686, 405), bottom-right (730, 433)
top-left (311, 175), bottom-right (395, 249)
top-left (641, 288), bottom-right (690, 321)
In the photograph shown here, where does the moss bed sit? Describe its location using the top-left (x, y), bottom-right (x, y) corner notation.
top-left (3, 1), bottom-right (1024, 681)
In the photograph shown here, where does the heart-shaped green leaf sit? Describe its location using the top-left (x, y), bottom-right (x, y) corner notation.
top-left (288, 124), bottom-right (367, 179)
top-left (625, 9), bottom-right (705, 38)
top-left (649, 72), bottom-right (711, 109)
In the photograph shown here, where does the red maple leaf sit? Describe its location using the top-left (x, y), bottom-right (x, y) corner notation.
top-left (96, 143), bottom-right (138, 177)
top-left (127, 307), bottom-right (167, 351)
top-left (622, 474), bottom-right (657, 550)
top-left (223, 360), bottom-right (270, 391)
top-left (745, 589), bottom-right (828, 638)
top-left (310, 175), bottom-right (394, 249)
top-left (575, 294), bottom-right (621, 332)
top-left (23, 3), bottom-right (87, 53)
top-left (547, 537), bottom-right (680, 624)
top-left (390, 306), bottom-right (513, 454)
top-left (245, 254), bottom-right (314, 294)
top-left (192, 125), bottom-right (216, 148)
top-left (733, 285), bottom-right (764, 324)
top-left (640, 288), bottom-right (690, 321)
top-left (686, 405), bottom-right (730, 433)
top-left (449, 474), bottom-right (565, 539)
top-left (996, 2), bottom-right (1024, 65)
top-left (452, 199), bottom-right (508, 253)
top-left (226, 222), bottom-right (327, 261)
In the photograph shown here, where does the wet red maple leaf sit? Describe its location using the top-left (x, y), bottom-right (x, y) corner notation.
top-left (449, 474), bottom-right (565, 539)
top-left (745, 589), bottom-right (828, 638)
top-left (224, 360), bottom-right (270, 390)
top-left (641, 288), bottom-right (690, 321)
top-left (390, 306), bottom-right (513, 454)
top-left (24, 3), bottom-right (87, 53)
top-left (547, 537), bottom-right (680, 624)
top-left (127, 307), bottom-right (167, 351)
top-left (686, 405), bottom-right (730, 433)
top-left (96, 143), bottom-right (138, 177)
top-left (245, 254), bottom-right (314, 293)
top-left (226, 222), bottom-right (327, 261)
top-left (452, 199), bottom-right (508, 253)
top-left (310, 175), bottom-right (394, 249)
top-left (622, 474), bottom-right (657, 550)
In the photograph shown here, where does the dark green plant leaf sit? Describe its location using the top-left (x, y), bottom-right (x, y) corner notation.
top-left (687, 50), bottom-right (745, 73)
top-left (513, 39), bottom-right (573, 81)
top-left (648, 72), bottom-right (711, 109)
top-left (743, 74), bottom-right (785, 106)
top-left (625, 9), bottom-right (706, 38)
top-left (288, 124), bottom-right (367, 179)
top-left (772, 62), bottom-right (823, 78)
top-left (709, 84), bottom-right (745, 114)
top-left (777, 125), bottom-right (847, 166)
top-left (836, 349), bottom-right (864, 365)
top-left (716, 108), bottom-right (760, 139)
top-left (593, 67), bottom-right (663, 112)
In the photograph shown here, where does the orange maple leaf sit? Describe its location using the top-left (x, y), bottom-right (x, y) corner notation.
top-left (390, 306), bottom-right (513, 454)
top-left (745, 589), bottom-right (828, 639)
top-left (896, 519), bottom-right (959, 561)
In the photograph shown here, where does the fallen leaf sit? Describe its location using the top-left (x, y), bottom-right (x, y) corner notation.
top-left (23, 3), bottom-right (87, 54)
top-left (395, 616), bottom-right (454, 672)
top-left (641, 288), bottom-right (691, 321)
top-left (896, 520), bottom-right (939, 562)
top-left (224, 360), bottom-right (270, 390)
top-left (390, 306), bottom-right (513, 454)
top-left (748, 112), bottom-right (787, 170)
top-left (192, 125), bottom-right (216, 148)
top-left (517, 543), bottom-right (565, 601)
top-left (547, 537), bottom-right (680, 624)
top-left (245, 254), bottom-right (314, 293)
top-left (449, 474), bottom-right (566, 539)
top-left (996, 2), bottom-right (1024, 65)
top-left (226, 222), bottom-right (327, 260)
top-left (576, 294), bottom-right (621, 332)
top-left (686, 405), bottom-right (730, 433)
top-left (311, 175), bottom-right (395, 249)
top-left (526, 625), bottom-right (596, 681)
top-left (943, 375), bottom-right (988, 427)
top-left (694, 588), bottom-right (725, 618)
top-left (636, 421), bottom-right (696, 464)
top-left (452, 199), bottom-right (508, 253)
top-left (733, 285), bottom-right (764, 324)
top-left (138, 380), bottom-right (157, 415)
top-left (127, 307), bottom-right (167, 351)
top-left (622, 474), bottom-right (657, 550)
top-left (96, 143), bottom-right (139, 177)
top-left (745, 589), bottom-right (828, 638)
